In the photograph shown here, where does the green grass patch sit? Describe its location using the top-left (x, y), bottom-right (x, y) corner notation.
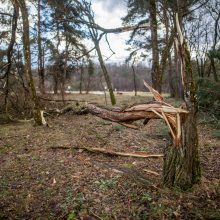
top-left (95, 178), bottom-right (117, 190)
top-left (112, 124), bottom-right (124, 131)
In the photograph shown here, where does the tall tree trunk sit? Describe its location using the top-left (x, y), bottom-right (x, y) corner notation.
top-left (37, 0), bottom-right (45, 94)
top-left (16, 0), bottom-right (43, 125)
top-left (131, 65), bottom-right (137, 96)
top-left (86, 75), bottom-right (91, 94)
top-left (162, 3), bottom-right (175, 98)
top-left (149, 0), bottom-right (162, 93)
top-left (94, 40), bottom-right (116, 105)
top-left (210, 57), bottom-right (219, 82)
top-left (79, 65), bottom-right (83, 94)
top-left (5, 0), bottom-right (19, 115)
top-left (163, 15), bottom-right (201, 190)
top-left (200, 58), bottom-right (205, 78)
top-left (196, 57), bottom-right (201, 77)
top-left (168, 54), bottom-right (176, 98)
top-left (53, 72), bottom-right (58, 94)
top-left (60, 35), bottom-right (68, 104)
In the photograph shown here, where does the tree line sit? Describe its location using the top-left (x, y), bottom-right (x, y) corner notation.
top-left (0, 0), bottom-right (219, 108)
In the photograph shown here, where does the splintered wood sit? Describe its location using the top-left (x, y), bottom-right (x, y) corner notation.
top-left (144, 80), bottom-right (188, 145)
top-left (130, 81), bottom-right (188, 146)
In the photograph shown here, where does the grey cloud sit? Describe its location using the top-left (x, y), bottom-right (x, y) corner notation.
top-left (95, 0), bottom-right (127, 12)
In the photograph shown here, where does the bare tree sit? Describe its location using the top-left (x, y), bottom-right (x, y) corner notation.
top-left (15, 0), bottom-right (44, 125)
top-left (37, 0), bottom-right (45, 94)
top-left (4, 0), bottom-right (19, 116)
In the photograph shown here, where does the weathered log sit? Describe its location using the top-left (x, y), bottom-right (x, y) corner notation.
top-left (52, 96), bottom-right (187, 146)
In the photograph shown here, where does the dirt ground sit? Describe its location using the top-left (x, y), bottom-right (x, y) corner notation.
top-left (0, 93), bottom-right (220, 220)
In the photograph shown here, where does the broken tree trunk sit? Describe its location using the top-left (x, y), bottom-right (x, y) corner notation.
top-left (163, 14), bottom-right (201, 190)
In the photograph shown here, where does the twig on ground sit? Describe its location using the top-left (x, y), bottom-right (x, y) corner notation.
top-left (143, 169), bottom-right (160, 176)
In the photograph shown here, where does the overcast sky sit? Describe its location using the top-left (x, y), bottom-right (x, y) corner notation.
top-left (90, 0), bottom-right (130, 63)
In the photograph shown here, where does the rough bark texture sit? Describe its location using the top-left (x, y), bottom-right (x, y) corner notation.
top-left (163, 105), bottom-right (201, 189)
top-left (17, 0), bottom-right (43, 125)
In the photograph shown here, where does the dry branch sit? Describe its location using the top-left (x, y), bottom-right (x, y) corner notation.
top-left (51, 145), bottom-right (163, 158)
top-left (76, 146), bottom-right (163, 158)
top-left (143, 169), bottom-right (160, 176)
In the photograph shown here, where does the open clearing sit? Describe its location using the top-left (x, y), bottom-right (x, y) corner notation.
top-left (0, 93), bottom-right (220, 219)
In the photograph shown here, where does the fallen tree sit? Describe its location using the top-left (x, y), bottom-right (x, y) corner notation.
top-left (50, 81), bottom-right (188, 147)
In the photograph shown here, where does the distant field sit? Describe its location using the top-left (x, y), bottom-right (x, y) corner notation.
top-left (64, 91), bottom-right (170, 97)
top-left (46, 91), bottom-right (170, 107)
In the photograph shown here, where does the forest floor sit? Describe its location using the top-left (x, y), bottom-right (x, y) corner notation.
top-left (0, 93), bottom-right (220, 220)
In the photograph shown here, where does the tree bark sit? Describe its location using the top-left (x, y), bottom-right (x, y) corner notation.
top-left (149, 0), bottom-right (162, 93)
top-left (16, 0), bottom-right (43, 125)
top-left (163, 104), bottom-right (201, 189)
top-left (37, 0), bottom-right (45, 94)
top-left (131, 65), bottom-right (137, 96)
top-left (168, 54), bottom-right (176, 98)
top-left (94, 40), bottom-right (116, 105)
top-left (79, 65), bottom-right (83, 94)
top-left (53, 72), bottom-right (58, 94)
top-left (5, 0), bottom-right (19, 115)
top-left (86, 74), bottom-right (91, 94)
top-left (210, 57), bottom-right (219, 82)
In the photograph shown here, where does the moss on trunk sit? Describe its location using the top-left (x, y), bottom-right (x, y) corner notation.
top-left (17, 0), bottom-right (43, 125)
